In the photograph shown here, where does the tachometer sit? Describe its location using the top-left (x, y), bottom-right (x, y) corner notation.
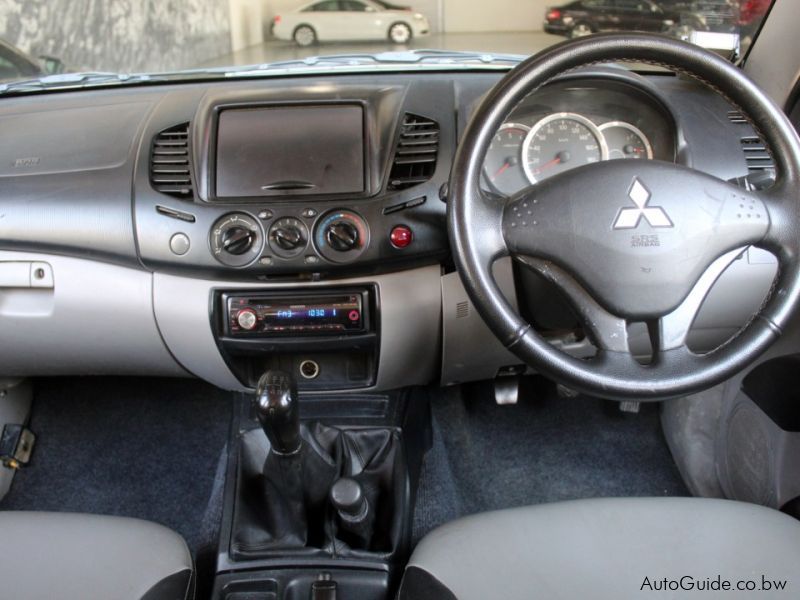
top-left (522, 113), bottom-right (607, 183)
top-left (483, 122), bottom-right (531, 196)
top-left (598, 121), bottom-right (653, 160)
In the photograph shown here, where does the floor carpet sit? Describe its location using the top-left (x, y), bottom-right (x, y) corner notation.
top-left (0, 376), bottom-right (234, 557)
top-left (412, 378), bottom-right (688, 542)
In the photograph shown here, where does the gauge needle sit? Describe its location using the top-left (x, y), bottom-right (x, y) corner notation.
top-left (491, 156), bottom-right (519, 181)
top-left (531, 156), bottom-right (562, 175)
top-left (492, 162), bottom-right (511, 181)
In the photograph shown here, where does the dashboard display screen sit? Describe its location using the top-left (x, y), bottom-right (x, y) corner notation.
top-left (215, 104), bottom-right (365, 198)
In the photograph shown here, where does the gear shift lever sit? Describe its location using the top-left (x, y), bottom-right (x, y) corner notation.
top-left (255, 370), bottom-right (301, 455)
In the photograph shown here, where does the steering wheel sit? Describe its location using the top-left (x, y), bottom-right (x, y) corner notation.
top-left (449, 33), bottom-right (800, 400)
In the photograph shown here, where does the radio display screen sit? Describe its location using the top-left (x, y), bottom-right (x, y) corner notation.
top-left (215, 104), bottom-right (365, 199)
top-left (227, 294), bottom-right (364, 335)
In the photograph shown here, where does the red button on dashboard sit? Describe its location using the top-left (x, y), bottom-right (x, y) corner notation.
top-left (390, 225), bottom-right (413, 249)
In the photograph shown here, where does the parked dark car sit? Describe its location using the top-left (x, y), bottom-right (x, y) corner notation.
top-left (544, 0), bottom-right (684, 38)
top-left (663, 0), bottom-right (738, 36)
top-left (0, 39), bottom-right (65, 82)
top-left (543, 0), bottom-right (740, 39)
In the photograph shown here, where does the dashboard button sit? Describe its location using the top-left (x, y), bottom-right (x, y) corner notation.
top-left (258, 209), bottom-right (274, 220)
top-left (236, 309), bottom-right (258, 331)
top-left (302, 208), bottom-right (318, 218)
top-left (390, 225), bottom-right (413, 249)
top-left (169, 232), bottom-right (191, 256)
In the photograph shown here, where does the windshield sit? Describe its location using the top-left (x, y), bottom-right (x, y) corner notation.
top-left (0, 0), bottom-right (774, 90)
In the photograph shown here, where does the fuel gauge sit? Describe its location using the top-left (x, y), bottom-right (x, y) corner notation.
top-left (599, 121), bottom-right (653, 161)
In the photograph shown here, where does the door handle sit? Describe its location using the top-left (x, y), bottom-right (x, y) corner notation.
top-left (0, 262), bottom-right (54, 289)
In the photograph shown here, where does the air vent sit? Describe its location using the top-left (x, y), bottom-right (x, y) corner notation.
top-left (740, 136), bottom-right (775, 173)
top-left (727, 110), bottom-right (747, 124)
top-left (150, 123), bottom-right (193, 198)
top-left (388, 114), bottom-right (439, 190)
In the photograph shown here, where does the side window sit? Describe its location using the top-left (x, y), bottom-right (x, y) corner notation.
top-left (0, 56), bottom-right (22, 81)
top-left (585, 0), bottom-right (613, 8)
top-left (615, 0), bottom-right (639, 11)
top-left (305, 1), bottom-right (341, 12)
top-left (341, 0), bottom-right (368, 11)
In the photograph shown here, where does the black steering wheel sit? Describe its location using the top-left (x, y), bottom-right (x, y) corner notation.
top-left (449, 33), bottom-right (800, 400)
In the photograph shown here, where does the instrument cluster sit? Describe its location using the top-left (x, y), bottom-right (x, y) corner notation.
top-left (481, 79), bottom-right (675, 197)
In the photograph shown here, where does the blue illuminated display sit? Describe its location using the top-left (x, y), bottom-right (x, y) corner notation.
top-left (275, 308), bottom-right (338, 319)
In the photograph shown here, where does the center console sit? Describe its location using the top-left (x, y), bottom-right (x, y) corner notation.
top-left (213, 287), bottom-right (379, 390)
top-left (212, 371), bottom-right (431, 600)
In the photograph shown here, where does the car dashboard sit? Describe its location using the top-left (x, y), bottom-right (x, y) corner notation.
top-left (0, 66), bottom-right (778, 392)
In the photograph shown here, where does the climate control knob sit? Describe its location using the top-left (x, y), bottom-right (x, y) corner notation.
top-left (314, 210), bottom-right (369, 264)
top-left (221, 226), bottom-right (255, 255)
top-left (210, 213), bottom-right (263, 267)
top-left (273, 225), bottom-right (303, 251)
top-left (268, 217), bottom-right (308, 258)
top-left (325, 221), bottom-right (359, 252)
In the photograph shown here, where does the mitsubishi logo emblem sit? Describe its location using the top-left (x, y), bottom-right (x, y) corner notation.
top-left (613, 178), bottom-right (673, 230)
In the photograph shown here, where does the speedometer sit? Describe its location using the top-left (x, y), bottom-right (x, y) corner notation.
top-left (522, 113), bottom-right (608, 183)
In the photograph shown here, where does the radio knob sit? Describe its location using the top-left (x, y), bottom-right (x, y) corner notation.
top-left (236, 308), bottom-right (258, 331)
top-left (273, 225), bottom-right (303, 251)
top-left (221, 226), bottom-right (255, 255)
top-left (325, 221), bottom-right (359, 252)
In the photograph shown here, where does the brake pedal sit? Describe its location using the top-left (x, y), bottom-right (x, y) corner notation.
top-left (494, 369), bottom-right (522, 405)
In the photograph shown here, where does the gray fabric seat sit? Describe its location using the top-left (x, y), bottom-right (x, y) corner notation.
top-left (0, 512), bottom-right (193, 600)
top-left (400, 497), bottom-right (800, 599)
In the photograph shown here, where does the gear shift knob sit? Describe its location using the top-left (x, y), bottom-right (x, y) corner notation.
top-left (255, 370), bottom-right (301, 455)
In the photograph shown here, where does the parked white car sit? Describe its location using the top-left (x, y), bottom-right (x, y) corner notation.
top-left (273, 0), bottom-right (431, 46)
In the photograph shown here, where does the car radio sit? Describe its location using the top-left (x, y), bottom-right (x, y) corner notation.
top-left (223, 290), bottom-right (370, 336)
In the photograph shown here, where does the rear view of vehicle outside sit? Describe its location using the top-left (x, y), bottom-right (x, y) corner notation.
top-left (0, 1), bottom-right (775, 89)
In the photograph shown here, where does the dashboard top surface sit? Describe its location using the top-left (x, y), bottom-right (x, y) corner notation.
top-left (0, 67), bottom-right (756, 280)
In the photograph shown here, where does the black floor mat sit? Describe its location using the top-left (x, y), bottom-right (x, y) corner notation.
top-left (0, 377), bottom-right (234, 557)
top-left (413, 379), bottom-right (688, 542)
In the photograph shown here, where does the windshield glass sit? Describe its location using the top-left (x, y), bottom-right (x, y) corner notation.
top-left (0, 0), bottom-right (774, 89)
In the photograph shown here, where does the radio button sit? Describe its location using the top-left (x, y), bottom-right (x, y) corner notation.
top-left (236, 309), bottom-right (258, 331)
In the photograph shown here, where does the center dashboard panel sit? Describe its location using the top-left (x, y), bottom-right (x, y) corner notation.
top-left (133, 80), bottom-right (456, 390)
top-left (134, 82), bottom-right (454, 279)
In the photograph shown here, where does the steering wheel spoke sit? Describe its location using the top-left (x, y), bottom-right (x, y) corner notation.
top-left (516, 256), bottom-right (629, 353)
top-left (652, 248), bottom-right (746, 354)
top-left (754, 180), bottom-right (798, 256)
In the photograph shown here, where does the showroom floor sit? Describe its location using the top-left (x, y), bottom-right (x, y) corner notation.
top-left (200, 31), bottom-right (564, 68)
